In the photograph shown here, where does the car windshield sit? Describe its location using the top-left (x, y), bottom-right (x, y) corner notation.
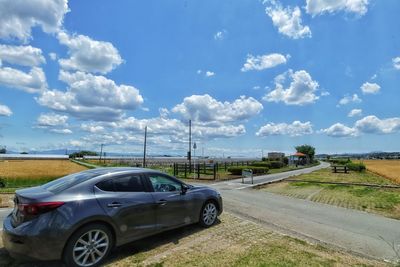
top-left (41, 171), bottom-right (100, 194)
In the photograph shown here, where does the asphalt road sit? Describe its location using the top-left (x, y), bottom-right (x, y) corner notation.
top-left (0, 208), bottom-right (12, 230)
top-left (204, 162), bottom-right (400, 262)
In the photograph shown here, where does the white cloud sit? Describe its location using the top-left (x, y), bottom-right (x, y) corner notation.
top-left (393, 57), bottom-right (400, 70)
top-left (348, 109), bottom-right (362, 117)
top-left (81, 123), bottom-right (105, 133)
top-left (37, 113), bottom-right (68, 127)
top-left (319, 123), bottom-right (358, 137)
top-left (241, 53), bottom-right (288, 72)
top-left (263, 69), bottom-right (319, 105)
top-left (0, 66), bottom-right (47, 93)
top-left (265, 0), bottom-right (311, 39)
top-left (0, 0), bottom-right (69, 41)
top-left (57, 32), bottom-right (123, 74)
top-left (337, 94), bottom-right (361, 106)
top-left (0, 45), bottom-right (45, 66)
top-left (36, 71), bottom-right (143, 121)
top-left (205, 71), bottom-right (215, 77)
top-left (0, 104), bottom-right (12, 116)
top-left (49, 52), bottom-right (57, 61)
top-left (172, 94), bottom-right (263, 123)
top-left (320, 115), bottom-right (400, 137)
top-left (50, 128), bottom-right (72, 134)
top-left (355, 115), bottom-right (400, 134)
top-left (256, 121), bottom-right (313, 137)
top-left (306, 0), bottom-right (369, 16)
top-left (214, 30), bottom-right (226, 40)
top-left (360, 82), bottom-right (380, 94)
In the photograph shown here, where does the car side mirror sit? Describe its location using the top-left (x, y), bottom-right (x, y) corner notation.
top-left (181, 184), bottom-right (189, 195)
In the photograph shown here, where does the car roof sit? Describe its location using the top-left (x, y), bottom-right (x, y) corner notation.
top-left (83, 167), bottom-right (165, 176)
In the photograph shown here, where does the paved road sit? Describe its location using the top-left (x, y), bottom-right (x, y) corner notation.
top-left (0, 208), bottom-right (12, 230)
top-left (204, 162), bottom-right (400, 262)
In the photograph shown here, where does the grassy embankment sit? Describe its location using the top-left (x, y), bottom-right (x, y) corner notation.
top-left (260, 163), bottom-right (400, 219)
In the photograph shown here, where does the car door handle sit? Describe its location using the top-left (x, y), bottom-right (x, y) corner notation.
top-left (107, 202), bottom-right (122, 208)
top-left (157, 200), bottom-right (167, 206)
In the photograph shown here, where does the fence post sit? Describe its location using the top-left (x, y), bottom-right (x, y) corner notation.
top-left (213, 164), bottom-right (217, 180)
top-left (224, 162), bottom-right (227, 171)
top-left (184, 163), bottom-right (187, 178)
top-left (197, 164), bottom-right (200, 179)
top-left (173, 163), bottom-right (176, 176)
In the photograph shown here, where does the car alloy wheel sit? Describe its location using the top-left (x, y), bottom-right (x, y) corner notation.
top-left (72, 229), bottom-right (110, 267)
top-left (202, 202), bottom-right (217, 226)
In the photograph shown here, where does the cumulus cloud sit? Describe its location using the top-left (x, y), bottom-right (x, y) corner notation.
top-left (205, 71), bottom-right (215, 77)
top-left (263, 69), bottom-right (319, 105)
top-left (214, 30), bottom-right (227, 40)
top-left (265, 0), bottom-right (311, 39)
top-left (354, 115), bottom-right (400, 134)
top-left (337, 94), bottom-right (361, 106)
top-left (50, 128), bottom-right (72, 134)
top-left (0, 104), bottom-right (12, 116)
top-left (48, 53), bottom-right (57, 61)
top-left (306, 0), bottom-right (369, 16)
top-left (320, 115), bottom-right (400, 137)
top-left (0, 45), bottom-right (45, 66)
top-left (81, 123), bottom-right (105, 133)
top-left (348, 108), bottom-right (362, 117)
top-left (172, 94), bottom-right (263, 123)
top-left (37, 113), bottom-right (68, 127)
top-left (319, 123), bottom-right (358, 137)
top-left (0, 0), bottom-right (69, 41)
top-left (0, 66), bottom-right (47, 93)
top-left (360, 82), bottom-right (380, 94)
top-left (36, 71), bottom-right (143, 121)
top-left (256, 121), bottom-right (313, 137)
top-left (57, 32), bottom-right (123, 74)
top-left (241, 53), bottom-right (289, 72)
top-left (393, 57), bottom-right (400, 70)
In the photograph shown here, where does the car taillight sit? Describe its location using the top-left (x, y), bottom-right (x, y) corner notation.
top-left (17, 202), bottom-right (65, 216)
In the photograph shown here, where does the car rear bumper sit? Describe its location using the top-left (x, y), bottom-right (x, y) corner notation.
top-left (2, 214), bottom-right (65, 261)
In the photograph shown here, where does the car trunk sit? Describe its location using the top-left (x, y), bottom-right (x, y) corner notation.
top-left (11, 186), bottom-right (59, 227)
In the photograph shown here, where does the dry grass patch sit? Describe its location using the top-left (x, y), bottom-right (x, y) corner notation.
top-left (0, 160), bottom-right (87, 179)
top-left (359, 160), bottom-right (400, 184)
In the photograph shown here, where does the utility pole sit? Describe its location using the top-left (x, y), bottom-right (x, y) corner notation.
top-left (99, 144), bottom-right (104, 163)
top-left (188, 119), bottom-right (192, 172)
top-left (143, 126), bottom-right (147, 168)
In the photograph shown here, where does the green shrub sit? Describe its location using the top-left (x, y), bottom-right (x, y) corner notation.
top-left (269, 161), bottom-right (285, 169)
top-left (283, 157), bottom-right (289, 166)
top-left (346, 162), bottom-right (366, 172)
top-left (227, 166), bottom-right (269, 175)
top-left (251, 161), bottom-right (271, 168)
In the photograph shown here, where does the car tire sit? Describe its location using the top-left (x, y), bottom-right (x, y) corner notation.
top-left (63, 223), bottom-right (114, 267)
top-left (199, 201), bottom-right (218, 227)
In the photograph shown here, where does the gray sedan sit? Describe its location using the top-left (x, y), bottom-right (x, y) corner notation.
top-left (2, 167), bottom-right (223, 267)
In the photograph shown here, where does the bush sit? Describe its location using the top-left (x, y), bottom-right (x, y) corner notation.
top-left (346, 162), bottom-right (366, 172)
top-left (283, 157), bottom-right (289, 166)
top-left (227, 166), bottom-right (269, 175)
top-left (251, 161), bottom-right (271, 168)
top-left (269, 161), bottom-right (285, 169)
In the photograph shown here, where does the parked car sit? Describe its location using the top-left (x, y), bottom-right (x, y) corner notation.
top-left (2, 167), bottom-right (223, 267)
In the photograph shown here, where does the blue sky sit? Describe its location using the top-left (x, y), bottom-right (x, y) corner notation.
top-left (0, 0), bottom-right (399, 156)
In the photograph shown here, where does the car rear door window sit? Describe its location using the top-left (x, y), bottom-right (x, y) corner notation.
top-left (96, 175), bottom-right (144, 192)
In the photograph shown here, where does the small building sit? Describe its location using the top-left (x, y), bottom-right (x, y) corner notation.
top-left (288, 152), bottom-right (309, 166)
top-left (268, 152), bottom-right (285, 160)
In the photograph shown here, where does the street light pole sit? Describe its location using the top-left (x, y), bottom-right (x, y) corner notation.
top-left (143, 126), bottom-right (147, 168)
top-left (99, 144), bottom-right (104, 163)
top-left (188, 119), bottom-right (192, 172)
